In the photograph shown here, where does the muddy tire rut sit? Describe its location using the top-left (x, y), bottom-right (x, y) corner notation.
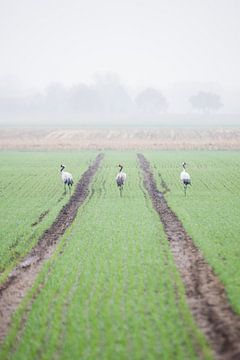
top-left (0, 153), bottom-right (104, 343)
top-left (138, 153), bottom-right (240, 360)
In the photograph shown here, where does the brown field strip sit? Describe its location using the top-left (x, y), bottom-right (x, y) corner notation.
top-left (1, 128), bottom-right (240, 150)
top-left (0, 153), bottom-right (104, 343)
top-left (138, 153), bottom-right (240, 360)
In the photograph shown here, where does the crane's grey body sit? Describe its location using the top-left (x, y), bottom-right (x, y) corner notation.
top-left (60, 164), bottom-right (73, 193)
top-left (116, 164), bottom-right (127, 197)
top-left (180, 162), bottom-right (191, 196)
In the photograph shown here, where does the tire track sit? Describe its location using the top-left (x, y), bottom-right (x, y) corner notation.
top-left (31, 209), bottom-right (50, 227)
top-left (0, 153), bottom-right (104, 344)
top-left (137, 153), bottom-right (240, 360)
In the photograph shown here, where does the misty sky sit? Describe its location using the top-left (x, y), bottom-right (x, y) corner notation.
top-left (1, 0), bottom-right (240, 93)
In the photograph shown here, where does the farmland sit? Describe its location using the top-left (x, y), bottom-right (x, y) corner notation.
top-left (0, 150), bottom-right (240, 359)
top-left (0, 152), bottom-right (212, 360)
top-left (0, 151), bottom-right (97, 283)
top-left (1, 127), bottom-right (240, 150)
top-left (147, 151), bottom-right (240, 314)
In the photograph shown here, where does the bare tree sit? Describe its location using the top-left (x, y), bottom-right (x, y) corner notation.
top-left (189, 91), bottom-right (223, 112)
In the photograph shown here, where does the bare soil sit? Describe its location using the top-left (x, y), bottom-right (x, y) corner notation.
top-left (138, 153), bottom-right (240, 360)
top-left (1, 128), bottom-right (240, 149)
top-left (0, 153), bottom-right (104, 343)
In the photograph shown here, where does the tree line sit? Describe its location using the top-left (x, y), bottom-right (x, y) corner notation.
top-left (0, 77), bottom-right (223, 114)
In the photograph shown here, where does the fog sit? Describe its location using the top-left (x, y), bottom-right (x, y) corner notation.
top-left (0, 0), bottom-right (240, 126)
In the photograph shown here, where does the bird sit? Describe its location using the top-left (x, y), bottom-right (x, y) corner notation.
top-left (116, 164), bottom-right (127, 196)
top-left (60, 164), bottom-right (73, 193)
top-left (180, 162), bottom-right (191, 196)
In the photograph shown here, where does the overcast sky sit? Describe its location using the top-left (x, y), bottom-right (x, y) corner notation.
top-left (0, 0), bottom-right (239, 93)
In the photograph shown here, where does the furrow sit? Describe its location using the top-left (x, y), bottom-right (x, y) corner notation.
top-left (137, 153), bottom-right (240, 360)
top-left (0, 153), bottom-right (104, 343)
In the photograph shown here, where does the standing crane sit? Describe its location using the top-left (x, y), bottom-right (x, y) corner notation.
top-left (116, 164), bottom-right (127, 197)
top-left (60, 164), bottom-right (73, 193)
top-left (180, 162), bottom-right (191, 196)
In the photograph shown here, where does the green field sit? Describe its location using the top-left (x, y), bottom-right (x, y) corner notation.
top-left (1, 150), bottom-right (240, 359)
top-left (147, 150), bottom-right (240, 313)
top-left (1, 152), bottom-right (212, 360)
top-left (0, 151), bottom-right (96, 283)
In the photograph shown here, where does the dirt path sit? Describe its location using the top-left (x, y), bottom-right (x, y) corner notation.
top-left (0, 153), bottom-right (104, 343)
top-left (138, 153), bottom-right (240, 360)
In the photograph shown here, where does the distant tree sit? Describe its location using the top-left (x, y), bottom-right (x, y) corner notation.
top-left (44, 83), bottom-right (68, 111)
top-left (135, 88), bottom-right (168, 113)
top-left (68, 84), bottom-right (102, 113)
top-left (94, 73), bottom-right (133, 113)
top-left (189, 91), bottom-right (223, 112)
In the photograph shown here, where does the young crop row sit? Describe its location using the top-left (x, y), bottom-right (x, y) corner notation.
top-left (0, 151), bottom-right (97, 284)
top-left (1, 152), bottom-right (212, 360)
top-left (146, 150), bottom-right (240, 314)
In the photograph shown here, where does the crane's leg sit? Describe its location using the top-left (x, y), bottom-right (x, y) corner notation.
top-left (69, 183), bottom-right (73, 194)
top-left (184, 184), bottom-right (187, 196)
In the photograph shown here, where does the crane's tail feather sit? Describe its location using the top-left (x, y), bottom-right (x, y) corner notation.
top-left (116, 178), bottom-right (124, 187)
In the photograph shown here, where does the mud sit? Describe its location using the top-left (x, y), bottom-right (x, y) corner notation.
top-left (138, 153), bottom-right (240, 360)
top-left (0, 153), bottom-right (104, 343)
